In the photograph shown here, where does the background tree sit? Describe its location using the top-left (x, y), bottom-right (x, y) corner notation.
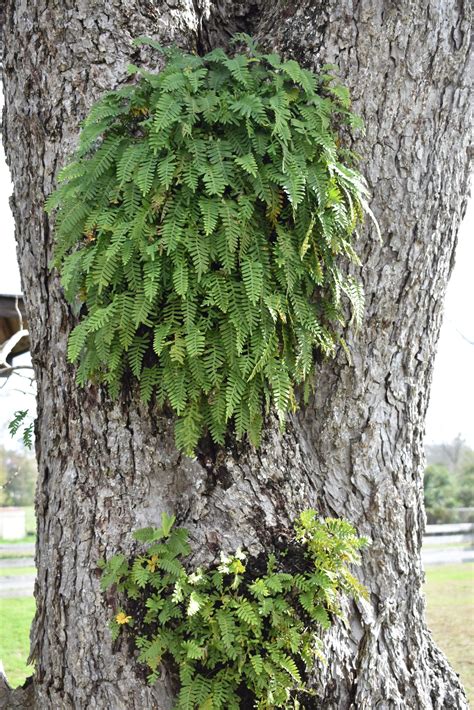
top-left (1, 1), bottom-right (472, 709)
top-left (424, 465), bottom-right (457, 511)
top-left (0, 445), bottom-right (37, 507)
top-left (457, 463), bottom-right (474, 508)
top-left (425, 440), bottom-right (474, 521)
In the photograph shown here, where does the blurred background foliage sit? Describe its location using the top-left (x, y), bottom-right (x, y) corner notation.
top-left (424, 437), bottom-right (474, 523)
top-left (0, 445), bottom-right (37, 507)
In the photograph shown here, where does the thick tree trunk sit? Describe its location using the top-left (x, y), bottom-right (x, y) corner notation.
top-left (1, 1), bottom-right (472, 708)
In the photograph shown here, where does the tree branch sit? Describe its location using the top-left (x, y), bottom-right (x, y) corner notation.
top-left (0, 364), bottom-right (35, 384)
top-left (0, 668), bottom-right (34, 710)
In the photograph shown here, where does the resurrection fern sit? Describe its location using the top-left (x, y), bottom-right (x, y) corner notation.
top-left (100, 510), bottom-right (368, 709)
top-left (47, 35), bottom-right (377, 454)
top-left (8, 409), bottom-right (34, 449)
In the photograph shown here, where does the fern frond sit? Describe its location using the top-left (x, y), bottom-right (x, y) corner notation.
top-left (50, 37), bottom-right (371, 456)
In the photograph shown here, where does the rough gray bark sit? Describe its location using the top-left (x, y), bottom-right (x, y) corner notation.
top-left (1, 1), bottom-right (472, 708)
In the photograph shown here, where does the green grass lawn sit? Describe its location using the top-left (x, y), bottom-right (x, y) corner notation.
top-left (424, 563), bottom-right (474, 705)
top-left (423, 541), bottom-right (474, 550)
top-left (0, 534), bottom-right (35, 545)
top-left (0, 597), bottom-right (35, 687)
top-left (1, 564), bottom-right (473, 696)
top-left (0, 550), bottom-right (35, 560)
top-left (0, 566), bottom-right (36, 577)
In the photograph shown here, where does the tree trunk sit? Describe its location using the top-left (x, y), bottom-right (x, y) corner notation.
top-left (1, 1), bottom-right (471, 708)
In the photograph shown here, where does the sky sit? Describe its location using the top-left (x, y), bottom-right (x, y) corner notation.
top-left (0, 97), bottom-right (472, 449)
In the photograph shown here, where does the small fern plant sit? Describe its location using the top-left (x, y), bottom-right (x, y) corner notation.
top-left (8, 409), bottom-right (34, 449)
top-left (99, 510), bottom-right (368, 709)
top-left (47, 34), bottom-right (377, 454)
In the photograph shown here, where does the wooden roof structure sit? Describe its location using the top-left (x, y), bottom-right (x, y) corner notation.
top-left (0, 294), bottom-right (30, 374)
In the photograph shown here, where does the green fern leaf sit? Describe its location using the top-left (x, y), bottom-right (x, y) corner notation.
top-left (140, 365), bottom-right (160, 403)
top-left (157, 154), bottom-right (177, 189)
top-left (225, 370), bottom-right (246, 419)
top-left (185, 326), bottom-right (206, 357)
top-left (199, 198), bottom-right (219, 236)
top-left (152, 94), bottom-right (182, 132)
top-left (234, 599), bottom-right (259, 627)
top-left (175, 403), bottom-right (202, 455)
top-left (51, 39), bottom-right (371, 457)
top-left (173, 256), bottom-right (189, 297)
top-left (241, 259), bottom-right (263, 306)
top-left (67, 322), bottom-right (89, 363)
top-left (128, 334), bottom-right (149, 377)
top-left (136, 154), bottom-right (158, 195)
top-left (188, 232), bottom-right (210, 279)
top-left (230, 95), bottom-right (265, 122)
top-left (250, 654), bottom-right (264, 676)
top-left (216, 609), bottom-right (237, 656)
top-left (202, 162), bottom-right (226, 197)
top-left (117, 143), bottom-right (147, 185)
top-left (153, 322), bottom-right (172, 356)
top-left (224, 55), bottom-right (251, 86)
top-left (234, 153), bottom-right (258, 177)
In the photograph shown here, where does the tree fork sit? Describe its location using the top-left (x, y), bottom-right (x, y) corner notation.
top-left (1, 1), bottom-right (472, 708)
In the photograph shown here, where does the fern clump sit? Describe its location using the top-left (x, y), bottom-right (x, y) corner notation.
top-left (47, 35), bottom-right (375, 454)
top-left (100, 510), bottom-right (368, 709)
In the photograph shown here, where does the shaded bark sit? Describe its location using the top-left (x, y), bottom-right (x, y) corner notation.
top-left (1, 1), bottom-right (472, 708)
